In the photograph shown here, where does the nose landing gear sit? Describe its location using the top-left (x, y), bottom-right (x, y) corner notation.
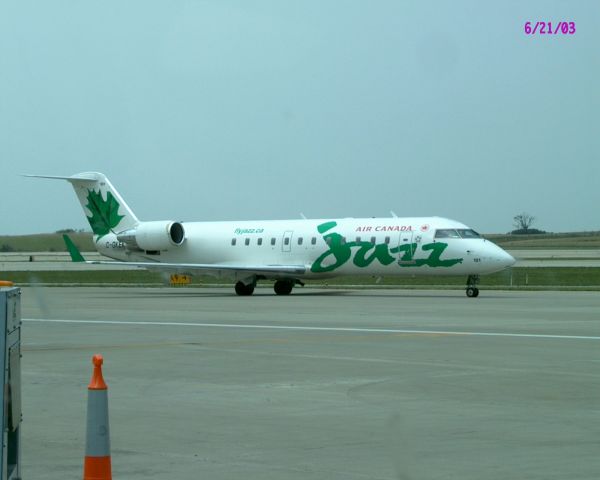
top-left (466, 275), bottom-right (480, 298)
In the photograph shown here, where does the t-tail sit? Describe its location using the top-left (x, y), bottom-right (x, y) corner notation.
top-left (25, 172), bottom-right (139, 240)
top-left (27, 172), bottom-right (186, 255)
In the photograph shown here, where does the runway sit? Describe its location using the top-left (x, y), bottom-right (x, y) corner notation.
top-left (20, 287), bottom-right (600, 479)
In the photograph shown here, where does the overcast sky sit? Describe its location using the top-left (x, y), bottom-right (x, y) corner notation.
top-left (1, 1), bottom-right (598, 235)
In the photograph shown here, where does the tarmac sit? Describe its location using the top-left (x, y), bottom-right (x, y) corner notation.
top-left (19, 287), bottom-right (600, 479)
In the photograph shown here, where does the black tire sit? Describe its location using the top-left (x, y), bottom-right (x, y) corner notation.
top-left (466, 287), bottom-right (477, 298)
top-left (235, 281), bottom-right (255, 296)
top-left (274, 280), bottom-right (294, 295)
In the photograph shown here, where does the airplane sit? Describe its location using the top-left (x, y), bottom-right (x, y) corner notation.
top-left (27, 172), bottom-right (515, 297)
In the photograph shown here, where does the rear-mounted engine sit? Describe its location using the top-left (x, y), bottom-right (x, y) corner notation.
top-left (117, 221), bottom-right (185, 251)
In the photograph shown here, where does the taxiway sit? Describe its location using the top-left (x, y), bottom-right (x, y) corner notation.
top-left (20, 287), bottom-right (600, 479)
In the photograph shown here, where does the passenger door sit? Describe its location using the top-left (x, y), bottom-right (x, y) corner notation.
top-left (397, 230), bottom-right (417, 265)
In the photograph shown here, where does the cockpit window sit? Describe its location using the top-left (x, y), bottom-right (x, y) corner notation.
top-left (434, 229), bottom-right (461, 238)
top-left (457, 229), bottom-right (481, 238)
top-left (435, 228), bottom-right (481, 239)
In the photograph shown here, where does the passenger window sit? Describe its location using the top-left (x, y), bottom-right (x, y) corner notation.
top-left (326, 237), bottom-right (332, 245)
top-left (384, 236), bottom-right (390, 244)
top-left (356, 236), bottom-right (361, 243)
top-left (271, 238), bottom-right (276, 246)
top-left (284, 237), bottom-right (290, 246)
top-left (311, 237), bottom-right (316, 245)
top-left (340, 236), bottom-right (346, 245)
top-left (257, 238), bottom-right (263, 246)
top-left (245, 238), bottom-right (250, 246)
top-left (370, 236), bottom-right (376, 245)
top-left (434, 229), bottom-right (461, 239)
top-left (298, 237), bottom-right (303, 245)
top-left (231, 238), bottom-right (236, 246)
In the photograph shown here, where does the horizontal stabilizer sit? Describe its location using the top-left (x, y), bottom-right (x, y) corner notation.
top-left (62, 235), bottom-right (86, 262)
top-left (24, 174), bottom-right (98, 182)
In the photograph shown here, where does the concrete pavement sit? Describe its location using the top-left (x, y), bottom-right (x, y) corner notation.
top-left (20, 287), bottom-right (600, 479)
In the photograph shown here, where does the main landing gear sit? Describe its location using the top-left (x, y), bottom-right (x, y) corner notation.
top-left (466, 275), bottom-right (480, 298)
top-left (235, 281), bottom-right (255, 296)
top-left (273, 279), bottom-right (294, 295)
top-left (234, 279), bottom-right (303, 296)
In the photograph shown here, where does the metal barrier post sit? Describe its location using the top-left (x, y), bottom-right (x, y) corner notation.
top-left (0, 287), bottom-right (22, 480)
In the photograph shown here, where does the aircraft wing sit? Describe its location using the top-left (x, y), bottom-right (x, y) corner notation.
top-left (86, 259), bottom-right (307, 276)
top-left (62, 235), bottom-right (306, 276)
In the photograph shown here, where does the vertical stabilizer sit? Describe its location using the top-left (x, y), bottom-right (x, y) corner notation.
top-left (26, 172), bottom-right (139, 237)
top-left (66, 172), bottom-right (139, 236)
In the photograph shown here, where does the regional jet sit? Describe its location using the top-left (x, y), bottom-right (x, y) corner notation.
top-left (28, 172), bottom-right (515, 297)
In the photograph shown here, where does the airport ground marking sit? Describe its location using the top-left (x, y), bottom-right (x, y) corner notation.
top-left (22, 318), bottom-right (600, 341)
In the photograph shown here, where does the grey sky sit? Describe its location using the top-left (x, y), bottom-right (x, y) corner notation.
top-left (1, 1), bottom-right (598, 235)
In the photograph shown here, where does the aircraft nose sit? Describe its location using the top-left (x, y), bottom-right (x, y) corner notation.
top-left (500, 250), bottom-right (516, 268)
top-left (492, 246), bottom-right (515, 268)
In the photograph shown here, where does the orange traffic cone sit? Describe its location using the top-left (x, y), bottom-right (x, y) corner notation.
top-left (83, 354), bottom-right (112, 480)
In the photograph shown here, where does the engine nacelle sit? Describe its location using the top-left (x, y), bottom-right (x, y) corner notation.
top-left (117, 221), bottom-right (185, 251)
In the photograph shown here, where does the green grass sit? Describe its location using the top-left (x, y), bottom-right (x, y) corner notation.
top-left (308, 268), bottom-right (600, 288)
top-left (1, 270), bottom-right (166, 285)
top-left (0, 232), bottom-right (94, 252)
top-left (487, 232), bottom-right (600, 249)
top-left (3, 267), bottom-right (600, 290)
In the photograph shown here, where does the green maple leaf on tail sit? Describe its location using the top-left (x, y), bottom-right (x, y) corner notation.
top-left (85, 189), bottom-right (124, 238)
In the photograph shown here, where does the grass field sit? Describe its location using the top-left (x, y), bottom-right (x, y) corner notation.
top-left (2, 232), bottom-right (600, 290)
top-left (0, 233), bottom-right (94, 252)
top-left (2, 267), bottom-right (600, 290)
top-left (2, 231), bottom-right (600, 252)
top-left (486, 231), bottom-right (600, 249)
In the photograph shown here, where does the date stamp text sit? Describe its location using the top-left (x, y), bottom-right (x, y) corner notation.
top-left (524, 21), bottom-right (576, 35)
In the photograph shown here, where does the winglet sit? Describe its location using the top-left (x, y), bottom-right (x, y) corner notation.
top-left (63, 235), bottom-right (86, 262)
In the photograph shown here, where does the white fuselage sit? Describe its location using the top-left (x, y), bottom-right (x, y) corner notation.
top-left (95, 216), bottom-right (514, 279)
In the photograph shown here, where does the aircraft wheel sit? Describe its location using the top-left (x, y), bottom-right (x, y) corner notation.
top-left (466, 287), bottom-right (479, 298)
top-left (235, 281), bottom-right (255, 296)
top-left (274, 280), bottom-right (294, 295)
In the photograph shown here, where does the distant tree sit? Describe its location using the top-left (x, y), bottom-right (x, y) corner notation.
top-left (513, 213), bottom-right (536, 233)
top-left (0, 244), bottom-right (14, 252)
top-left (56, 228), bottom-right (76, 234)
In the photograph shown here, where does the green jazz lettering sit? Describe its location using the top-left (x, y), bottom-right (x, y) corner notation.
top-left (310, 222), bottom-right (462, 273)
